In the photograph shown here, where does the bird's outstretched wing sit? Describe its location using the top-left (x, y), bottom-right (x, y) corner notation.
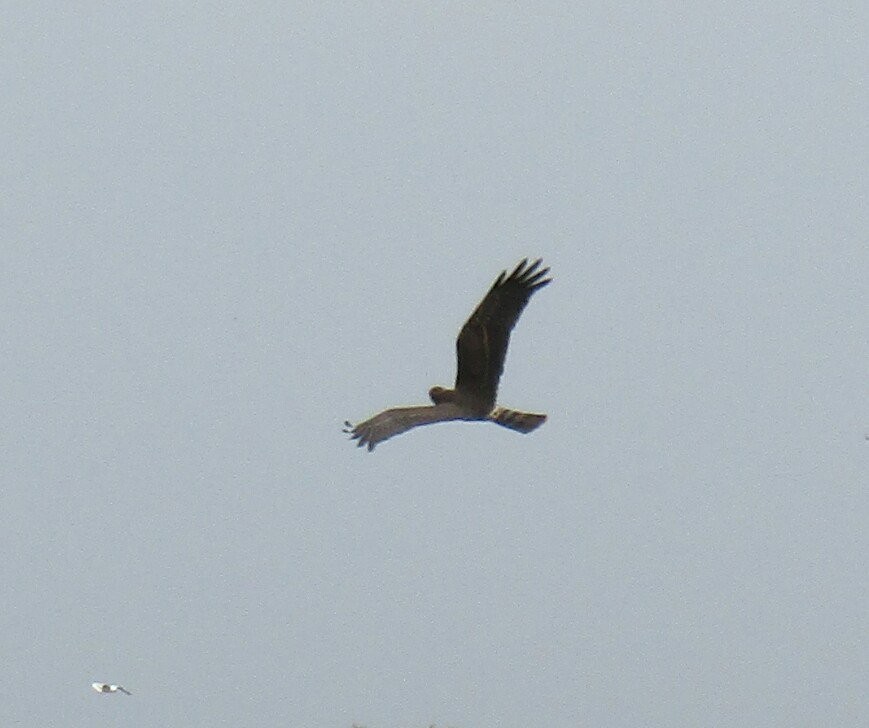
top-left (455, 258), bottom-right (551, 405)
top-left (116, 686), bottom-right (132, 695)
top-left (344, 403), bottom-right (469, 451)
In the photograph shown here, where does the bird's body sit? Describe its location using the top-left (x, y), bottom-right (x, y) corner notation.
top-left (92, 683), bottom-right (132, 695)
top-left (345, 258), bottom-right (551, 450)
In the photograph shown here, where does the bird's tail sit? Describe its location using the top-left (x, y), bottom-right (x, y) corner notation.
top-left (489, 407), bottom-right (547, 434)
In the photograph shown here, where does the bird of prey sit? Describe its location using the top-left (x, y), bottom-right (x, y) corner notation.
top-left (92, 682), bottom-right (132, 695)
top-left (344, 258), bottom-right (551, 451)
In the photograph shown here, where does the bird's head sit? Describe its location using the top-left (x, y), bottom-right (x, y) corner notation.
top-left (428, 386), bottom-right (455, 404)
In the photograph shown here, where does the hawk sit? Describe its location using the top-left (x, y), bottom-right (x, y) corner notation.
top-left (92, 683), bottom-right (132, 695)
top-left (345, 258), bottom-right (551, 450)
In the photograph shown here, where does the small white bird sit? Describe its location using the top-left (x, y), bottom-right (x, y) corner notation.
top-left (92, 682), bottom-right (132, 695)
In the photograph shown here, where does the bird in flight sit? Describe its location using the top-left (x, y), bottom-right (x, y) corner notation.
top-left (92, 682), bottom-right (132, 695)
top-left (344, 258), bottom-right (551, 451)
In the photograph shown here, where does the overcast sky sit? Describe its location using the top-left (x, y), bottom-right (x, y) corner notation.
top-left (2, 4), bottom-right (866, 727)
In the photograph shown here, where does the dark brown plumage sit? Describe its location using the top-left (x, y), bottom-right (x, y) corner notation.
top-left (454, 257), bottom-right (552, 411)
top-left (345, 258), bottom-right (551, 450)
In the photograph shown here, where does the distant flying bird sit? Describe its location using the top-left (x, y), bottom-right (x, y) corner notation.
top-left (92, 683), bottom-right (132, 695)
top-left (344, 258), bottom-right (551, 450)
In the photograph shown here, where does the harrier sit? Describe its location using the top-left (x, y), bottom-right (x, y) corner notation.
top-left (344, 258), bottom-right (551, 451)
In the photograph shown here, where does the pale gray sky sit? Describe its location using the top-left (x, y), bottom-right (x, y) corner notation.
top-left (2, 4), bottom-right (866, 727)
